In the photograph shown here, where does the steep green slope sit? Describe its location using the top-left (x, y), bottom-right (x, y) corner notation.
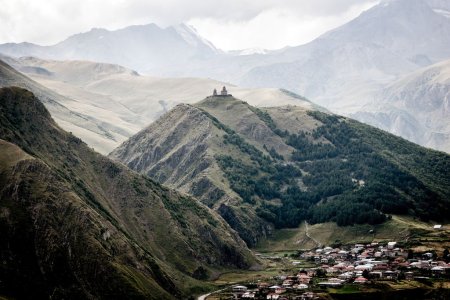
top-left (110, 96), bottom-right (450, 246)
top-left (0, 87), bottom-right (258, 299)
top-left (110, 101), bottom-right (275, 246)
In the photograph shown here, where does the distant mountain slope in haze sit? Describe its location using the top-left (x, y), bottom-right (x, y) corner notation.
top-left (110, 96), bottom-right (450, 246)
top-left (0, 87), bottom-right (257, 299)
top-left (0, 23), bottom-right (220, 75)
top-left (2, 56), bottom-right (317, 154)
top-left (352, 59), bottom-right (450, 152)
top-left (240, 0), bottom-right (450, 107)
top-left (2, 0), bottom-right (441, 104)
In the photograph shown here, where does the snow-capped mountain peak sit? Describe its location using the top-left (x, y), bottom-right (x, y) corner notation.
top-left (173, 23), bottom-right (219, 52)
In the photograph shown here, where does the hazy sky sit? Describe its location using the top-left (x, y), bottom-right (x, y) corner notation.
top-left (0, 0), bottom-right (379, 50)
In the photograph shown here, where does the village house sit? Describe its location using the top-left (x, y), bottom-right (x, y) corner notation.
top-left (232, 285), bottom-right (248, 293)
top-left (387, 242), bottom-right (397, 250)
top-left (369, 271), bottom-right (383, 279)
top-left (266, 294), bottom-right (280, 300)
top-left (326, 267), bottom-right (338, 275)
top-left (299, 292), bottom-right (318, 299)
top-left (318, 277), bottom-right (344, 287)
top-left (297, 274), bottom-right (311, 284)
top-left (384, 270), bottom-right (398, 280)
top-left (257, 282), bottom-right (270, 289)
top-left (282, 279), bottom-right (293, 288)
top-left (354, 276), bottom-right (368, 284)
top-left (242, 291), bottom-right (256, 299)
top-left (355, 263), bottom-right (374, 271)
top-left (338, 272), bottom-right (354, 281)
top-left (431, 266), bottom-right (446, 276)
top-left (405, 271), bottom-right (415, 281)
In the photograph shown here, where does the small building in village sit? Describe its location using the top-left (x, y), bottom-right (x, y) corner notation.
top-left (232, 285), bottom-right (248, 293)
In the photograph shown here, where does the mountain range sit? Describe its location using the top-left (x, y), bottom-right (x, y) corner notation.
top-left (1, 0), bottom-right (449, 152)
top-left (0, 56), bottom-right (316, 154)
top-left (1, 0), bottom-right (450, 298)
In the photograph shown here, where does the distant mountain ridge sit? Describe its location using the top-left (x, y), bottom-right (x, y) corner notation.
top-left (352, 59), bottom-right (450, 152)
top-left (0, 23), bottom-right (220, 75)
top-left (240, 0), bottom-right (450, 104)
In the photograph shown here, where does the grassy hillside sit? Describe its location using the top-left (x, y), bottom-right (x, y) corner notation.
top-left (255, 216), bottom-right (450, 253)
top-left (0, 87), bottom-right (258, 299)
top-left (111, 96), bottom-right (450, 246)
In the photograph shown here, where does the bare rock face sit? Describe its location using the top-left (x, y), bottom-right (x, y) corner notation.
top-left (119, 104), bottom-right (213, 184)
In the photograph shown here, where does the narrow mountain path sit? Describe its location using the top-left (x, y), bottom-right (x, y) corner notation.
top-left (197, 288), bottom-right (226, 300)
top-left (304, 221), bottom-right (322, 248)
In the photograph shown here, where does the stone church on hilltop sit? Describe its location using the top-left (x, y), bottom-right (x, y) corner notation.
top-left (212, 86), bottom-right (232, 97)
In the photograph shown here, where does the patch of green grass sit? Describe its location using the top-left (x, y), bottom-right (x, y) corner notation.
top-left (254, 216), bottom-right (443, 253)
top-left (213, 269), bottom-right (280, 285)
top-left (255, 228), bottom-right (301, 251)
top-left (329, 285), bottom-right (363, 294)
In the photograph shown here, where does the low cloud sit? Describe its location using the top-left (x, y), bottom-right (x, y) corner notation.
top-left (0, 0), bottom-right (379, 50)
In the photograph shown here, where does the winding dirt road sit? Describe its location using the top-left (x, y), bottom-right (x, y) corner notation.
top-left (304, 221), bottom-right (322, 248)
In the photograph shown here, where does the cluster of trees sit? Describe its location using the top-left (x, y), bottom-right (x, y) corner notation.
top-left (287, 132), bottom-right (338, 161)
top-left (309, 201), bottom-right (387, 226)
top-left (215, 109), bottom-right (449, 229)
top-left (216, 154), bottom-right (302, 207)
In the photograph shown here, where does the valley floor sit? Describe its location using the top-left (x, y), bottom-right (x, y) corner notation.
top-left (198, 216), bottom-right (450, 300)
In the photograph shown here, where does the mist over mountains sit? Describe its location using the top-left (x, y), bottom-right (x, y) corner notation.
top-left (1, 0), bottom-right (449, 152)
